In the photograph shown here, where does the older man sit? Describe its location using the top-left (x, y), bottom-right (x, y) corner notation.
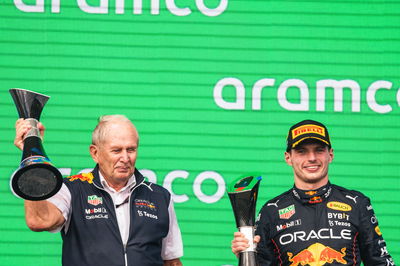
top-left (231, 120), bottom-right (395, 265)
top-left (15, 115), bottom-right (183, 266)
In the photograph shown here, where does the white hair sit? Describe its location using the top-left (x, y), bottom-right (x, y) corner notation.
top-left (91, 114), bottom-right (138, 145)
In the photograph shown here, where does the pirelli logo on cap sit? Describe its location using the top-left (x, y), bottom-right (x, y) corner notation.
top-left (292, 124), bottom-right (326, 139)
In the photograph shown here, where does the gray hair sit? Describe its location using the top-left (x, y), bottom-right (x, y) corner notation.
top-left (91, 115), bottom-right (138, 145)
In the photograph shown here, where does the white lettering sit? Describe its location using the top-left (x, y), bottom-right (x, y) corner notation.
top-left (140, 169), bottom-right (157, 183)
top-left (334, 221), bottom-right (351, 227)
top-left (306, 230), bottom-right (319, 240)
top-left (252, 78), bottom-right (275, 110)
top-left (316, 79), bottom-right (360, 112)
top-left (279, 229), bottom-right (352, 245)
top-left (277, 79), bottom-right (309, 111)
top-left (163, 170), bottom-right (189, 203)
top-left (367, 80), bottom-right (393, 113)
top-left (341, 229), bottom-right (352, 239)
top-left (77, 0), bottom-right (108, 13)
top-left (213, 77), bottom-right (398, 114)
top-left (317, 228), bottom-right (330, 239)
top-left (143, 211), bottom-right (158, 219)
top-left (193, 171), bottom-right (225, 204)
top-left (279, 233), bottom-right (294, 245)
top-left (213, 77), bottom-right (245, 110)
top-left (327, 212), bottom-right (349, 220)
top-left (196, 0), bottom-right (228, 17)
top-left (86, 214), bottom-right (108, 219)
top-left (397, 88), bottom-right (400, 107)
top-left (166, 0), bottom-right (191, 16)
top-left (115, 0), bottom-right (124, 14)
top-left (14, 0), bottom-right (44, 12)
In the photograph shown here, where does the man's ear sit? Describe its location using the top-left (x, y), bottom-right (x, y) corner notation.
top-left (284, 151), bottom-right (292, 166)
top-left (89, 144), bottom-right (99, 163)
top-left (329, 148), bottom-right (334, 163)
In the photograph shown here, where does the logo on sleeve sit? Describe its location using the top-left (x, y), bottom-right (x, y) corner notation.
top-left (375, 226), bottom-right (382, 236)
top-left (69, 173), bottom-right (94, 183)
top-left (279, 205), bottom-right (295, 219)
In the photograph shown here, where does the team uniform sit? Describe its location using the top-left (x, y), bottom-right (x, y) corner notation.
top-left (255, 182), bottom-right (395, 266)
top-left (48, 165), bottom-right (183, 266)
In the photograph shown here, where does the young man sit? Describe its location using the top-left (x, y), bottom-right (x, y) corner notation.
top-left (14, 115), bottom-right (183, 266)
top-left (231, 120), bottom-right (395, 265)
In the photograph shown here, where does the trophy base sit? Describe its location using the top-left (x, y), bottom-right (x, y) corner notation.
top-left (11, 164), bottom-right (63, 201)
top-left (239, 251), bottom-right (259, 266)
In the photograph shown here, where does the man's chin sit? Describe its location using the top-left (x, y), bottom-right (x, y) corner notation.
top-left (115, 171), bottom-right (133, 179)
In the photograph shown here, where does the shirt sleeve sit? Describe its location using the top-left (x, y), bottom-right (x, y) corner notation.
top-left (357, 196), bottom-right (395, 266)
top-left (161, 198), bottom-right (183, 260)
top-left (255, 207), bottom-right (278, 266)
top-left (47, 183), bottom-right (72, 233)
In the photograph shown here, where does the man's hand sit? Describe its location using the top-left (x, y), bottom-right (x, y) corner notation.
top-left (163, 258), bottom-right (182, 266)
top-left (231, 232), bottom-right (261, 257)
top-left (14, 118), bottom-right (45, 150)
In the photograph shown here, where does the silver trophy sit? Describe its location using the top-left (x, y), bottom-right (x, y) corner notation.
top-left (227, 174), bottom-right (262, 266)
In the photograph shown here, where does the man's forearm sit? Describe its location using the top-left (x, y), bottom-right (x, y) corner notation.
top-left (163, 258), bottom-right (182, 266)
top-left (24, 200), bottom-right (64, 231)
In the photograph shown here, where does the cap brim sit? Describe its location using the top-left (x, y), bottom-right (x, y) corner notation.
top-left (291, 136), bottom-right (330, 149)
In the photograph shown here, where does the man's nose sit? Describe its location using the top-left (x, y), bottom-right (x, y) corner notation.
top-left (120, 150), bottom-right (129, 162)
top-left (307, 151), bottom-right (317, 161)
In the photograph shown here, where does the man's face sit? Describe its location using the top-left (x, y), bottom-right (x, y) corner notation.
top-left (284, 141), bottom-right (333, 189)
top-left (90, 122), bottom-right (138, 188)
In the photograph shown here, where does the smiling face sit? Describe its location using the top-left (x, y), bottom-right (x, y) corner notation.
top-left (284, 140), bottom-right (334, 190)
top-left (90, 121), bottom-right (139, 190)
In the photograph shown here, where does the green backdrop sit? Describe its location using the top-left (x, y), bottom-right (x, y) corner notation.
top-left (0, 0), bottom-right (399, 265)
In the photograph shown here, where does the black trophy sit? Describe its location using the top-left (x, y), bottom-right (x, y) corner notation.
top-left (10, 88), bottom-right (63, 201)
top-left (227, 174), bottom-right (262, 266)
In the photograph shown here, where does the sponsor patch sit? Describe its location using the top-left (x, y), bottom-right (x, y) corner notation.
top-left (135, 199), bottom-right (157, 210)
top-left (292, 124), bottom-right (325, 139)
top-left (137, 210), bottom-right (158, 220)
top-left (85, 207), bottom-right (108, 220)
top-left (276, 219), bottom-right (302, 231)
top-left (375, 226), bottom-right (382, 236)
top-left (279, 228), bottom-right (352, 245)
top-left (88, 195), bottom-right (103, 206)
top-left (327, 212), bottom-right (349, 221)
top-left (309, 196), bottom-right (322, 204)
top-left (327, 201), bottom-right (352, 212)
top-left (305, 191), bottom-right (317, 196)
top-left (287, 243), bottom-right (346, 265)
top-left (69, 173), bottom-right (94, 184)
top-left (279, 205), bottom-right (295, 219)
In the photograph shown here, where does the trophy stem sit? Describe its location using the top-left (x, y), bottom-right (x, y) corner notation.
top-left (24, 118), bottom-right (41, 139)
top-left (239, 251), bottom-right (259, 266)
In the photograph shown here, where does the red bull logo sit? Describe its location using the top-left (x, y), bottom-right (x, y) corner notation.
top-left (288, 243), bottom-right (346, 266)
top-left (69, 173), bottom-right (94, 184)
top-left (309, 196), bottom-right (322, 204)
top-left (305, 191), bottom-right (317, 196)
